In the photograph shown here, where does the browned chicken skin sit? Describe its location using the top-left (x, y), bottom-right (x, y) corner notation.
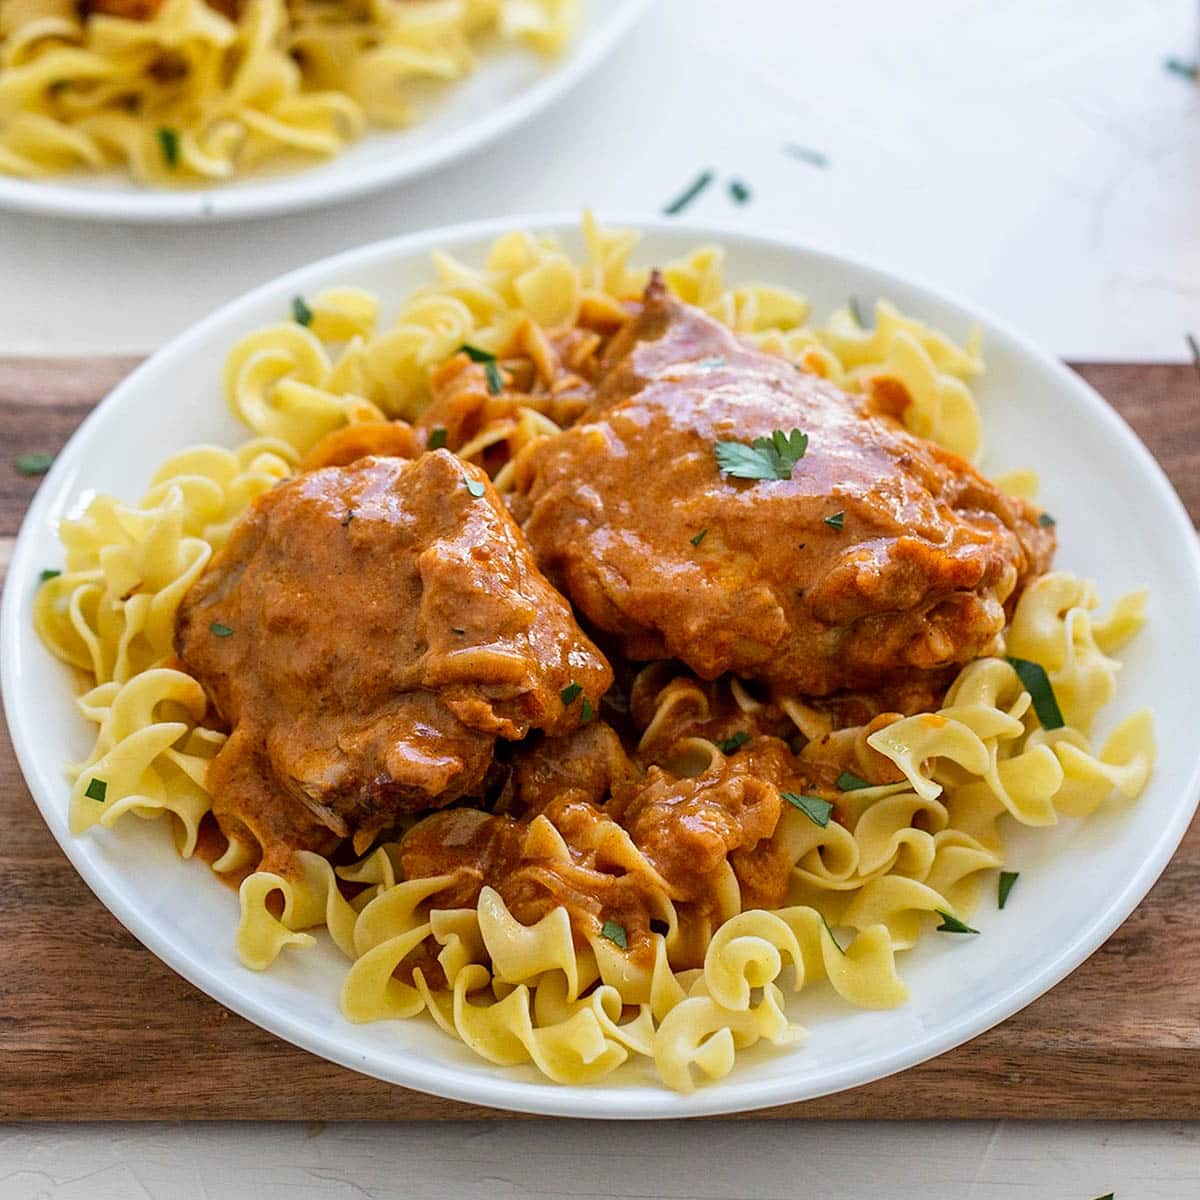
top-left (176, 451), bottom-right (611, 868)
top-left (511, 277), bottom-right (1054, 696)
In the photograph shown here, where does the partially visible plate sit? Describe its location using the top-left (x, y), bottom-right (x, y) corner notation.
top-left (0, 0), bottom-right (648, 224)
top-left (4, 215), bottom-right (1200, 1117)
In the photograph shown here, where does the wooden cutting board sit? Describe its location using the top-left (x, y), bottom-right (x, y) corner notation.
top-left (2, 358), bottom-right (1198, 1121)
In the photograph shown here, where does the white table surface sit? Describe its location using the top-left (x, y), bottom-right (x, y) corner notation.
top-left (2, 1), bottom-right (1198, 1196)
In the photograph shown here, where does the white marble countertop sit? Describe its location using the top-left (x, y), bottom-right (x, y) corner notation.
top-left (2, 1), bottom-right (1198, 1195)
top-left (1, 0), bottom-right (1198, 359)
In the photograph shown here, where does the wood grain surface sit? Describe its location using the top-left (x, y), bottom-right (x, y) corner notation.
top-left (1, 360), bottom-right (1197, 1122)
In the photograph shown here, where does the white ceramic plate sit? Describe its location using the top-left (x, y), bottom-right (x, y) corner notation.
top-left (4, 216), bottom-right (1199, 1118)
top-left (0, 1), bottom-right (647, 224)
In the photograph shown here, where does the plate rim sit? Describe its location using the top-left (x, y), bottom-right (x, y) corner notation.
top-left (4, 212), bottom-right (1199, 1119)
top-left (0, 0), bottom-right (650, 225)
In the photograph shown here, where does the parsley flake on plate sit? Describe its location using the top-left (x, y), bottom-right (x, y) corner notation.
top-left (1007, 656), bottom-right (1065, 730)
top-left (292, 295), bottom-right (314, 326)
top-left (782, 791), bottom-right (832, 827)
top-left (836, 771), bottom-right (872, 791)
top-left (600, 919), bottom-right (628, 950)
top-left (715, 428), bottom-right (808, 481)
top-left (935, 909), bottom-right (979, 934)
top-left (157, 126), bottom-right (180, 168)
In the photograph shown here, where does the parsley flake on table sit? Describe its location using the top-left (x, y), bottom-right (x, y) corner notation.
top-left (600, 919), bottom-right (628, 950)
top-left (663, 169), bottom-right (714, 215)
top-left (15, 453), bottom-right (54, 476)
top-left (715, 428), bottom-right (808, 481)
top-left (781, 143), bottom-right (830, 169)
top-left (782, 791), bottom-right (832, 827)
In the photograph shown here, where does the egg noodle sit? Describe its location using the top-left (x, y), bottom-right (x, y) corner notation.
top-left (34, 217), bottom-right (1155, 1091)
top-left (0, 0), bottom-right (576, 183)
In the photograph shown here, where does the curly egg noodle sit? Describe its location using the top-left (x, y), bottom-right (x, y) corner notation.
top-left (34, 219), bottom-right (1156, 1092)
top-left (0, 0), bottom-right (577, 183)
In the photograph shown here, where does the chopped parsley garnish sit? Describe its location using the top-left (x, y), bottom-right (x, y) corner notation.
top-left (824, 511), bottom-right (845, 530)
top-left (998, 871), bottom-right (1019, 910)
top-left (560, 682), bottom-right (583, 706)
top-left (663, 169), bottom-right (714, 215)
top-left (728, 179), bottom-right (751, 204)
top-left (1007, 656), bottom-right (1065, 730)
top-left (463, 476), bottom-right (486, 498)
top-left (836, 771), bottom-right (872, 792)
top-left (782, 791), bottom-right (833, 827)
top-left (782, 143), bottom-right (830, 169)
top-left (428, 427), bottom-right (448, 450)
top-left (1037, 511), bottom-right (1056, 528)
top-left (690, 528), bottom-right (708, 547)
top-left (580, 697), bottom-right (595, 723)
top-left (292, 295), bottom-right (314, 326)
top-left (15, 453), bottom-right (54, 476)
top-left (1164, 57), bottom-right (1198, 80)
top-left (157, 126), bottom-right (180, 168)
top-left (209, 622), bottom-right (234, 638)
top-left (716, 731), bottom-right (750, 755)
top-left (820, 912), bottom-right (845, 954)
top-left (600, 919), bottom-right (628, 950)
top-left (847, 296), bottom-right (872, 329)
top-left (340, 509), bottom-right (355, 527)
top-left (84, 777), bottom-right (107, 803)
top-left (1187, 333), bottom-right (1200, 384)
top-left (39, 568), bottom-right (61, 583)
top-left (935, 909), bottom-right (979, 934)
top-left (715, 428), bottom-right (808, 481)
top-left (460, 345), bottom-right (504, 393)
